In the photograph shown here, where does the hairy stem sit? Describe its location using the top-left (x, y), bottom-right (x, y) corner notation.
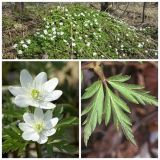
top-left (82, 62), bottom-right (107, 87)
top-left (36, 143), bottom-right (42, 158)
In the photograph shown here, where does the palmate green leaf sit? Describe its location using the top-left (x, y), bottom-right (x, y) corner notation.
top-left (82, 74), bottom-right (157, 146)
top-left (82, 81), bottom-right (104, 146)
top-left (108, 80), bottom-right (158, 106)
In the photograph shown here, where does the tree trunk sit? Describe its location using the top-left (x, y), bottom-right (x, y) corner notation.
top-left (101, 2), bottom-right (109, 11)
top-left (142, 2), bottom-right (146, 23)
top-left (13, 2), bottom-right (24, 13)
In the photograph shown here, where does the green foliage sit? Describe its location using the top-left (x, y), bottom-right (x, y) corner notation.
top-left (3, 123), bottom-right (28, 157)
top-left (8, 4), bottom-right (157, 59)
top-left (108, 75), bottom-right (158, 106)
top-left (82, 81), bottom-right (104, 145)
top-left (82, 74), bottom-right (158, 146)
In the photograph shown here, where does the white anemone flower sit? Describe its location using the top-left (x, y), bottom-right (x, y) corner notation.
top-left (13, 44), bottom-right (18, 48)
top-left (26, 39), bottom-right (31, 44)
top-left (22, 44), bottom-right (28, 48)
top-left (8, 69), bottom-right (62, 109)
top-left (19, 108), bottom-right (58, 144)
top-left (18, 50), bottom-right (23, 55)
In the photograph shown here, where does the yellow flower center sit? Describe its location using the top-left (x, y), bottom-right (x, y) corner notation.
top-left (31, 89), bottom-right (40, 99)
top-left (33, 122), bottom-right (44, 133)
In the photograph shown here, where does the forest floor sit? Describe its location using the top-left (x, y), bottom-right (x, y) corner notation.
top-left (2, 2), bottom-right (158, 59)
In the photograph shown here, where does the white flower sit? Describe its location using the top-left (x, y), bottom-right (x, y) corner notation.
top-left (22, 44), bottom-right (28, 48)
top-left (13, 44), bottom-right (18, 48)
top-left (43, 18), bottom-right (46, 21)
top-left (8, 69), bottom-right (62, 109)
top-left (84, 23), bottom-right (88, 27)
top-left (138, 43), bottom-right (143, 48)
top-left (52, 27), bottom-right (56, 32)
top-left (93, 52), bottom-right (97, 56)
top-left (26, 39), bottom-right (31, 44)
top-left (145, 50), bottom-right (148, 53)
top-left (72, 43), bottom-right (76, 47)
top-left (46, 25), bottom-right (49, 29)
top-left (79, 37), bottom-right (82, 40)
top-left (60, 32), bottom-right (64, 35)
top-left (18, 50), bottom-right (23, 55)
top-left (59, 22), bottom-right (63, 26)
top-left (19, 108), bottom-right (58, 144)
top-left (121, 45), bottom-right (124, 48)
top-left (20, 40), bottom-right (24, 44)
top-left (98, 28), bottom-right (102, 32)
top-left (86, 42), bottom-right (91, 47)
top-left (63, 39), bottom-right (67, 43)
top-left (43, 30), bottom-right (48, 35)
top-left (85, 35), bottom-right (88, 38)
top-left (65, 8), bottom-right (68, 12)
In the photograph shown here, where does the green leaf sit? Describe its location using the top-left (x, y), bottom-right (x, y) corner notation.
top-left (82, 80), bottom-right (101, 99)
top-left (108, 74), bottom-right (131, 82)
top-left (82, 82), bottom-right (104, 146)
top-left (107, 87), bottom-right (136, 145)
top-left (81, 103), bottom-right (92, 116)
top-left (3, 123), bottom-right (28, 157)
top-left (57, 116), bottom-right (79, 128)
top-left (104, 88), bottom-right (111, 126)
top-left (53, 141), bottom-right (78, 154)
top-left (108, 81), bottom-right (158, 106)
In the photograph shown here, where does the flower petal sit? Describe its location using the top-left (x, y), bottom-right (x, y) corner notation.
top-left (42, 128), bottom-right (56, 137)
top-left (43, 78), bottom-right (58, 92)
top-left (22, 131), bottom-right (39, 141)
top-left (14, 95), bottom-right (32, 107)
top-left (8, 86), bottom-right (25, 96)
top-left (23, 113), bottom-right (35, 125)
top-left (39, 102), bottom-right (56, 109)
top-left (44, 110), bottom-right (52, 121)
top-left (20, 69), bottom-right (33, 88)
top-left (44, 90), bottom-right (62, 101)
top-left (34, 108), bottom-right (44, 121)
top-left (37, 134), bottom-right (48, 144)
top-left (33, 72), bottom-right (47, 89)
top-left (45, 118), bottom-right (58, 129)
top-left (19, 123), bottom-right (34, 132)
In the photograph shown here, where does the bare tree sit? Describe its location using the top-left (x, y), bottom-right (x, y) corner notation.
top-left (101, 2), bottom-right (109, 11)
top-left (142, 2), bottom-right (146, 23)
top-left (13, 2), bottom-right (24, 13)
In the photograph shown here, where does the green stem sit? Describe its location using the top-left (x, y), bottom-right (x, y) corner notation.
top-left (36, 143), bottom-right (42, 158)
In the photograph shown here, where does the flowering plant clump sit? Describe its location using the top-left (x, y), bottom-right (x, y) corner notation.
top-left (12, 4), bottom-right (157, 59)
top-left (9, 69), bottom-right (62, 109)
top-left (3, 67), bottom-right (79, 158)
top-left (19, 108), bottom-right (58, 144)
top-left (8, 69), bottom-right (62, 144)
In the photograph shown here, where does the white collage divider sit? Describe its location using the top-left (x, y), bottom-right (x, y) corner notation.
top-left (0, 0), bottom-right (159, 159)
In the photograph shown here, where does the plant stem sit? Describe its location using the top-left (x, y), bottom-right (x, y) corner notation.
top-left (36, 143), bottom-right (42, 158)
